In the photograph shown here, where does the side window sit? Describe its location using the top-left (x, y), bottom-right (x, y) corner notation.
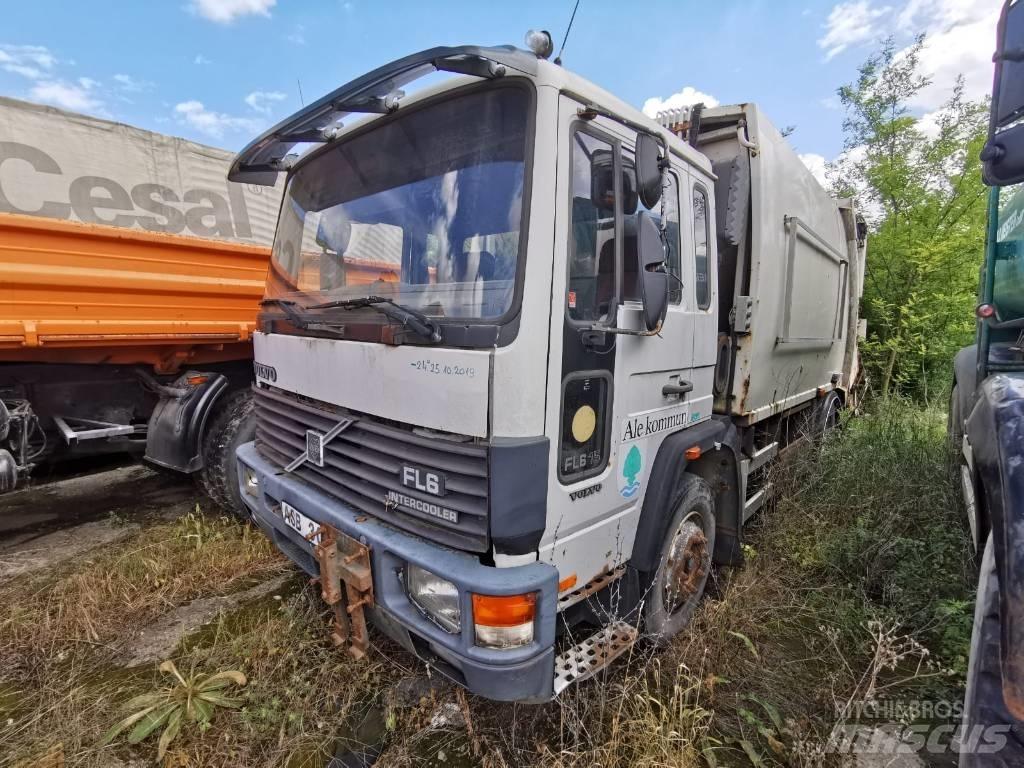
top-left (568, 131), bottom-right (616, 322)
top-left (693, 186), bottom-right (711, 310)
top-left (622, 159), bottom-right (681, 305)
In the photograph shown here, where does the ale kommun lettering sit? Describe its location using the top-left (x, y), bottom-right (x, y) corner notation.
top-left (621, 407), bottom-right (689, 442)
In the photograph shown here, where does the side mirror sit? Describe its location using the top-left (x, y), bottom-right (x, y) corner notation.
top-left (637, 211), bottom-right (668, 331)
top-left (983, 0), bottom-right (1024, 186)
top-left (635, 133), bottom-right (663, 209)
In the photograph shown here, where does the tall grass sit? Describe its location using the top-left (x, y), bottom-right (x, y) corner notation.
top-left (0, 402), bottom-right (975, 767)
top-left (443, 402), bottom-right (975, 766)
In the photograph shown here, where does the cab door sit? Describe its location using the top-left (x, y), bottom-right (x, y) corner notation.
top-left (612, 148), bottom-right (701, 504)
top-left (538, 93), bottom-right (702, 588)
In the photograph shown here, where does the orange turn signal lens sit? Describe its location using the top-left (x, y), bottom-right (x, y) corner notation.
top-left (558, 574), bottom-right (578, 593)
top-left (684, 446), bottom-right (702, 460)
top-left (472, 592), bottom-right (537, 628)
top-left (187, 374), bottom-right (209, 386)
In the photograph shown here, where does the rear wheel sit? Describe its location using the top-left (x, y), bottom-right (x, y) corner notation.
top-left (197, 389), bottom-right (256, 519)
top-left (961, 537), bottom-right (1024, 766)
top-left (641, 474), bottom-right (716, 645)
top-left (949, 383), bottom-right (964, 452)
top-left (816, 390), bottom-right (842, 435)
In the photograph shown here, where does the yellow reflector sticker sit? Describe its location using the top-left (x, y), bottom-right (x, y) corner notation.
top-left (571, 405), bottom-right (597, 443)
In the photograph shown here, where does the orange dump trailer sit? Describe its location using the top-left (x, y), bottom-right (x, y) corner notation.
top-left (0, 212), bottom-right (266, 370)
top-left (0, 97), bottom-right (282, 507)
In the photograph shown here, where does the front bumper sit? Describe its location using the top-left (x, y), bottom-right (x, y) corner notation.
top-left (236, 442), bottom-right (558, 702)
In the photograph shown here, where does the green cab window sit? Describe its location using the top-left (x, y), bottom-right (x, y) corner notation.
top-left (994, 183), bottom-right (1024, 321)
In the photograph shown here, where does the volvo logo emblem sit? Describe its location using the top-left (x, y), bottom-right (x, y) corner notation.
top-left (254, 362), bottom-right (277, 382)
top-left (284, 417), bottom-right (353, 472)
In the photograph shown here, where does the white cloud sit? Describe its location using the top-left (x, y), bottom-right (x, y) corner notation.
top-left (174, 99), bottom-right (262, 139)
top-left (2, 43), bottom-right (107, 115)
top-left (113, 73), bottom-right (151, 92)
top-left (286, 24), bottom-right (306, 45)
top-left (799, 153), bottom-right (829, 187)
top-left (898, 0), bottom-right (1001, 110)
top-left (244, 90), bottom-right (287, 114)
top-left (818, 1), bottom-right (892, 60)
top-left (0, 43), bottom-right (57, 79)
top-left (194, 54), bottom-right (212, 65)
top-left (189, 0), bottom-right (276, 23)
top-left (30, 79), bottom-right (103, 112)
top-left (897, 0), bottom-right (992, 31)
top-left (641, 86), bottom-right (719, 119)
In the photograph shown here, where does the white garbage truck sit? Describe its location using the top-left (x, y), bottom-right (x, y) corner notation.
top-left (231, 37), bottom-right (866, 702)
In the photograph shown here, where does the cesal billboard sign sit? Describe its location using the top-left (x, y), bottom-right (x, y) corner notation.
top-left (0, 95), bottom-right (282, 245)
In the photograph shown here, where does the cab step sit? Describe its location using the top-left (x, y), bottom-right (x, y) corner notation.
top-left (553, 621), bottom-right (638, 694)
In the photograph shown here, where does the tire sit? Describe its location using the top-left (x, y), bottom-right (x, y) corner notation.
top-left (197, 389), bottom-right (256, 519)
top-left (960, 537), bottom-right (1024, 767)
top-left (951, 383), bottom-right (976, 547)
top-left (641, 474), bottom-right (716, 646)
top-left (794, 391), bottom-right (841, 443)
top-left (950, 383), bottom-right (965, 453)
top-left (815, 390), bottom-right (842, 435)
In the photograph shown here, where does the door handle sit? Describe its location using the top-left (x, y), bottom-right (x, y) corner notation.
top-left (662, 381), bottom-right (694, 397)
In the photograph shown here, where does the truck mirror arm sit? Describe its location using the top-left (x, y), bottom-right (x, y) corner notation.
top-left (578, 321), bottom-right (664, 347)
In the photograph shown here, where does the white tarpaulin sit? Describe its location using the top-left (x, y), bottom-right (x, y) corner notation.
top-left (0, 95), bottom-right (282, 246)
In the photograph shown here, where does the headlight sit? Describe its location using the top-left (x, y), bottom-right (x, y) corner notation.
top-left (406, 563), bottom-right (461, 633)
top-left (242, 465), bottom-right (260, 498)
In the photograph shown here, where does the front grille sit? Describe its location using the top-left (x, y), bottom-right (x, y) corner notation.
top-left (254, 386), bottom-right (490, 552)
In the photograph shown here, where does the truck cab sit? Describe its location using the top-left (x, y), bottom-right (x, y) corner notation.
top-left (232, 40), bottom-right (863, 701)
top-left (949, 1), bottom-right (1024, 758)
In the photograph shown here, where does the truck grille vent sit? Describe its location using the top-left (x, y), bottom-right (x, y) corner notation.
top-left (253, 386), bottom-right (489, 552)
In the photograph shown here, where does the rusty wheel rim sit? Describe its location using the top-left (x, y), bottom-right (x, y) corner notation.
top-left (663, 513), bottom-right (708, 615)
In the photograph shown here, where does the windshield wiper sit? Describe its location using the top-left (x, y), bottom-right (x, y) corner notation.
top-left (260, 298), bottom-right (352, 337)
top-left (307, 295), bottom-right (442, 343)
top-left (260, 298), bottom-right (310, 328)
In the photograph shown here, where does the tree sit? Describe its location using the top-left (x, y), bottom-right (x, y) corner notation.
top-left (832, 37), bottom-right (990, 400)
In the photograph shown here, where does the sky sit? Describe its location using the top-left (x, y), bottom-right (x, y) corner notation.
top-left (0, 0), bottom-right (1003, 179)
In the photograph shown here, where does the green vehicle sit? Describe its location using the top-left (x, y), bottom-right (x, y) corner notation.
top-left (949, 1), bottom-right (1024, 763)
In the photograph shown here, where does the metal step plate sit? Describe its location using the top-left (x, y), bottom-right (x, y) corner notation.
top-left (553, 621), bottom-right (638, 694)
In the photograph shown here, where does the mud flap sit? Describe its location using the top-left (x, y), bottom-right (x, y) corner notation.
top-left (144, 372), bottom-right (227, 473)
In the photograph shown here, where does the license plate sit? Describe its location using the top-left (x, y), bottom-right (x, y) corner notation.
top-left (281, 501), bottom-right (321, 546)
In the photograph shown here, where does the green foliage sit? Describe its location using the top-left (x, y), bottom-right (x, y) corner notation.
top-left (781, 403), bottom-right (975, 680)
top-left (101, 660), bottom-right (247, 761)
top-left (833, 37), bottom-right (989, 399)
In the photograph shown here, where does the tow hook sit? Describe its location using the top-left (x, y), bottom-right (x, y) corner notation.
top-left (309, 524), bottom-right (374, 659)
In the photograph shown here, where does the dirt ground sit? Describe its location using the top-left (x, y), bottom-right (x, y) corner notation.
top-left (0, 464), bottom-right (195, 579)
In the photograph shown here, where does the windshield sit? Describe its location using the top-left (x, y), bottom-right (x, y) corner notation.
top-left (994, 182), bottom-right (1024, 321)
top-left (267, 85), bottom-right (529, 324)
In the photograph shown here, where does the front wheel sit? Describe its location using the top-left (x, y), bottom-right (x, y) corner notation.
top-left (641, 474), bottom-right (716, 645)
